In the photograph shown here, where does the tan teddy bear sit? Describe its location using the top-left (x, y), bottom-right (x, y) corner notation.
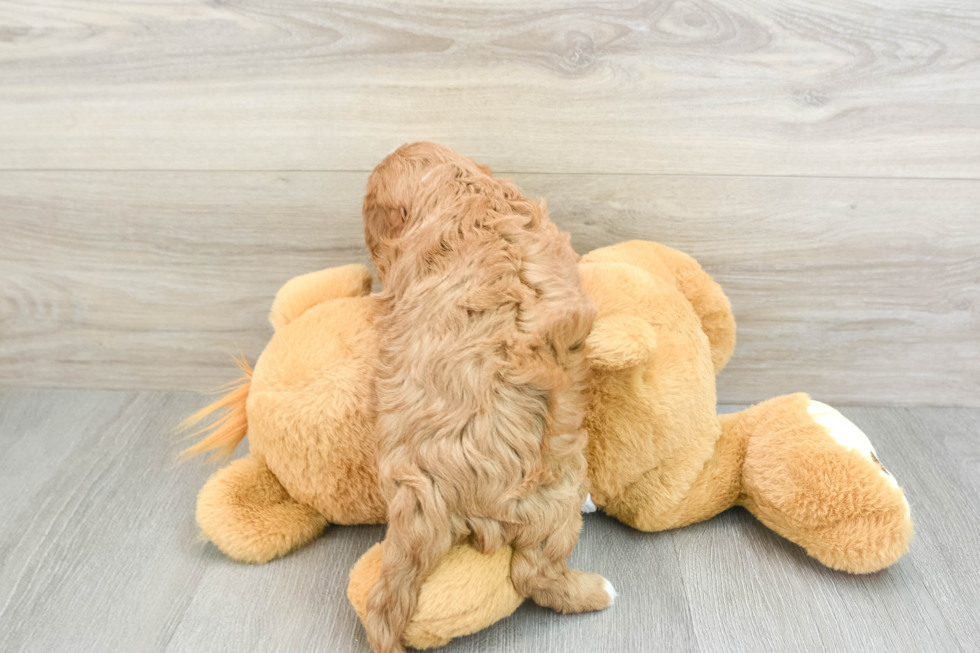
top-left (183, 240), bottom-right (912, 649)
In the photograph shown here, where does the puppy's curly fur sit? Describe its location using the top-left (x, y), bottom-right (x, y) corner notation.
top-left (362, 143), bottom-right (612, 653)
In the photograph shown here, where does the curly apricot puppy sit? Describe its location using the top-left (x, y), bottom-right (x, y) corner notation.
top-left (362, 143), bottom-right (614, 652)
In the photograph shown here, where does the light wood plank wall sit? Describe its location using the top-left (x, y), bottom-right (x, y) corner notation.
top-left (1, 1), bottom-right (978, 406)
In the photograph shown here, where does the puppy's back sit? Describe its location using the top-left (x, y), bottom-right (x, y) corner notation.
top-left (375, 189), bottom-right (593, 507)
top-left (364, 144), bottom-right (598, 653)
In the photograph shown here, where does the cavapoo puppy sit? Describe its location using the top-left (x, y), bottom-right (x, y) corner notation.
top-left (362, 142), bottom-right (614, 653)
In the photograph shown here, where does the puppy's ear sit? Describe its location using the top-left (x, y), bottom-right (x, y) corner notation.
top-left (586, 315), bottom-right (657, 371)
top-left (419, 162), bottom-right (459, 184)
top-left (391, 206), bottom-right (409, 228)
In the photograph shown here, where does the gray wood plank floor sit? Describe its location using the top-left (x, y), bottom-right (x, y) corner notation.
top-left (0, 389), bottom-right (976, 652)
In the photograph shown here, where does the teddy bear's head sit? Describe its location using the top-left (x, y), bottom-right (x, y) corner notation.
top-left (574, 241), bottom-right (735, 511)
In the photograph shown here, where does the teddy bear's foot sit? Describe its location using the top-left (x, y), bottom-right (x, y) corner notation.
top-left (805, 401), bottom-right (903, 489)
top-left (348, 543), bottom-right (523, 650)
top-left (737, 394), bottom-right (913, 574)
top-left (197, 453), bottom-right (328, 563)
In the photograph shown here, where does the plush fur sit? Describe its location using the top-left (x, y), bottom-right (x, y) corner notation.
top-left (188, 263), bottom-right (389, 567)
top-left (361, 143), bottom-right (607, 653)
top-left (183, 240), bottom-right (913, 649)
top-left (349, 544), bottom-right (523, 649)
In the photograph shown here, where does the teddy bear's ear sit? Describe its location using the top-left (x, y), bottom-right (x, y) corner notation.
top-left (586, 314), bottom-right (657, 371)
top-left (269, 264), bottom-right (373, 330)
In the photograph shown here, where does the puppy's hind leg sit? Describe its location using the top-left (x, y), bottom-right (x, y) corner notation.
top-left (509, 509), bottom-right (616, 614)
top-left (365, 476), bottom-right (453, 653)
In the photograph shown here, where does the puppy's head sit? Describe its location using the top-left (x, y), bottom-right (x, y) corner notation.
top-left (363, 142), bottom-right (492, 279)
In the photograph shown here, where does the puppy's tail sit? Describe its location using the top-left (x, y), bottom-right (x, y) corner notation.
top-left (365, 475), bottom-right (452, 653)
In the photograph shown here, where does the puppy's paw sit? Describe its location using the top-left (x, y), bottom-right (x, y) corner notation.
top-left (581, 493), bottom-right (597, 513)
top-left (602, 578), bottom-right (618, 606)
top-left (561, 571), bottom-right (617, 613)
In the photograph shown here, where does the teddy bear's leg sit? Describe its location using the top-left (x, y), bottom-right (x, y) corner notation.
top-left (197, 453), bottom-right (328, 563)
top-left (603, 416), bottom-right (747, 532)
top-left (734, 393), bottom-right (913, 573)
top-left (348, 543), bottom-right (524, 650)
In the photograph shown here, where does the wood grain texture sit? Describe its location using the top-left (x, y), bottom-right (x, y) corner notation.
top-left (2, 171), bottom-right (977, 406)
top-left (893, 406), bottom-right (980, 650)
top-left (1, 390), bottom-right (977, 652)
top-left (0, 389), bottom-right (212, 652)
top-left (0, 0), bottom-right (978, 176)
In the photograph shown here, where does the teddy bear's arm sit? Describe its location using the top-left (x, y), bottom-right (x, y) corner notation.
top-left (586, 314), bottom-right (657, 371)
top-left (269, 264), bottom-right (373, 330)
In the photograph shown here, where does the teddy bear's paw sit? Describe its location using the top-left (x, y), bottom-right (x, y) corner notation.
top-left (806, 400), bottom-right (900, 490)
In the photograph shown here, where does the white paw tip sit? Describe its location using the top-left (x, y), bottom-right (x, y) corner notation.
top-left (581, 494), bottom-right (597, 514)
top-left (603, 578), bottom-right (617, 605)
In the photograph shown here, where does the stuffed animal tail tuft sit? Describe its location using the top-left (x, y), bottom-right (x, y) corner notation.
top-left (177, 354), bottom-right (252, 461)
